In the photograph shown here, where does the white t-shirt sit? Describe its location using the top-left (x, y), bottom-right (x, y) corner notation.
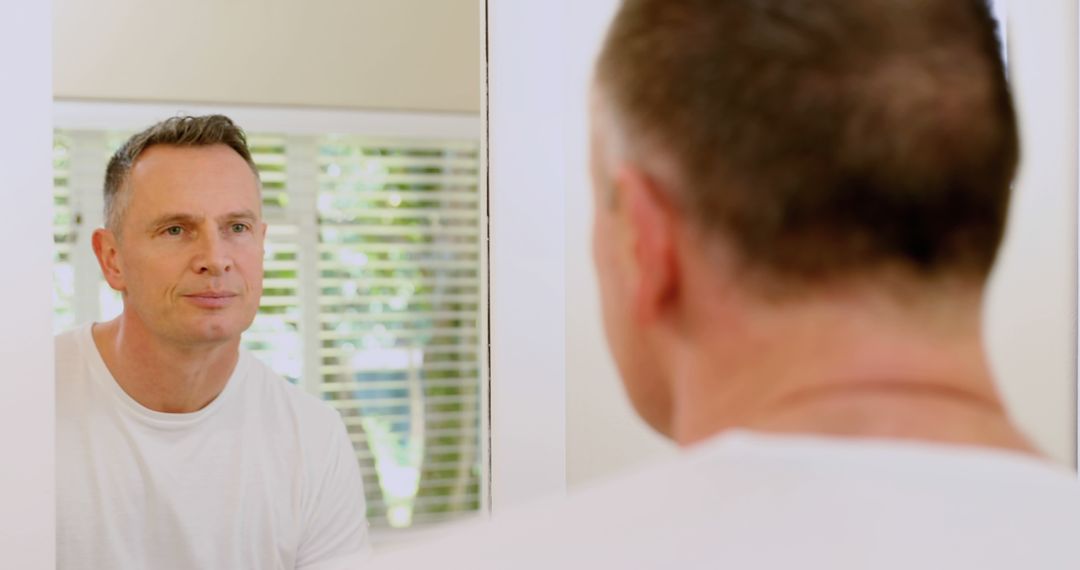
top-left (372, 431), bottom-right (1080, 569)
top-left (56, 324), bottom-right (371, 570)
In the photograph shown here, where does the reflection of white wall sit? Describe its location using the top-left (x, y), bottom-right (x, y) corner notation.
top-left (562, 0), bottom-right (1079, 489)
top-left (986, 0), bottom-right (1078, 466)
top-left (53, 0), bottom-right (480, 112)
top-left (562, 0), bottom-right (676, 488)
top-left (1, 2), bottom-right (54, 566)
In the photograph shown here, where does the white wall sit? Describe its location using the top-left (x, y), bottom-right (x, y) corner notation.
top-left (985, 0), bottom-right (1079, 467)
top-left (54, 0), bottom-right (480, 113)
top-left (0, 1), bottom-right (56, 566)
top-left (563, 0), bottom-right (1079, 487)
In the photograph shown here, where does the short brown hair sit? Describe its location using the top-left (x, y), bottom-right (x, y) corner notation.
top-left (596, 0), bottom-right (1018, 290)
top-left (104, 115), bottom-right (260, 233)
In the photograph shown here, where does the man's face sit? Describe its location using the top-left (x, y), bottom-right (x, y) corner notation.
top-left (589, 94), bottom-right (674, 435)
top-left (103, 144), bottom-right (266, 347)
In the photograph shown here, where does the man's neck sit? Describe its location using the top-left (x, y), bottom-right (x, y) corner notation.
top-left (92, 316), bottom-right (240, 414)
top-left (668, 295), bottom-right (1038, 456)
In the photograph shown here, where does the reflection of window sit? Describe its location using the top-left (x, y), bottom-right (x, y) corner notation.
top-left (51, 125), bottom-right (484, 540)
top-left (318, 137), bottom-right (482, 530)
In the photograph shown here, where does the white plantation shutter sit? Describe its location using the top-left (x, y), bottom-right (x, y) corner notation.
top-left (243, 135), bottom-right (305, 383)
top-left (52, 125), bottom-right (484, 538)
top-left (51, 133), bottom-right (76, 333)
top-left (53, 130), bottom-right (113, 332)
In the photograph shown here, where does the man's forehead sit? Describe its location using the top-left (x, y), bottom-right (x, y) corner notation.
top-left (126, 145), bottom-right (261, 205)
top-left (131, 143), bottom-right (254, 179)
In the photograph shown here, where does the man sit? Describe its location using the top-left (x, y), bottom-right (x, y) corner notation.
top-left (56, 115), bottom-right (370, 569)
top-left (372, 0), bottom-right (1080, 567)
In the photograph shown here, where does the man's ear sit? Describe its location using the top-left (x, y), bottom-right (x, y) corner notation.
top-left (92, 228), bottom-right (126, 293)
top-left (612, 164), bottom-right (680, 325)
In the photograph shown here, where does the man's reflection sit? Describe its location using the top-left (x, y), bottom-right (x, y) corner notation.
top-left (56, 115), bottom-right (370, 570)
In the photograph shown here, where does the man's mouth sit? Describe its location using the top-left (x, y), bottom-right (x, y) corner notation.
top-left (183, 291), bottom-right (239, 309)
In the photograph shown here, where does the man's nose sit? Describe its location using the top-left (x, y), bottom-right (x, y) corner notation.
top-left (193, 231), bottom-right (233, 275)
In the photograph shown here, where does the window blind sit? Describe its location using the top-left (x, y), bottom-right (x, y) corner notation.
top-left (52, 133), bottom-right (76, 333)
top-left (243, 135), bottom-right (305, 384)
top-left (316, 137), bottom-right (482, 529)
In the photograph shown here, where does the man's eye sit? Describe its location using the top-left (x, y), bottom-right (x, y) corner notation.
top-left (164, 226), bottom-right (183, 236)
top-left (231, 223), bottom-right (249, 233)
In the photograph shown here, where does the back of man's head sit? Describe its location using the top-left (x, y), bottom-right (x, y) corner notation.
top-left (595, 0), bottom-right (1017, 296)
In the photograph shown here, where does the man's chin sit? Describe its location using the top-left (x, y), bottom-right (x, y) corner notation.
top-left (185, 332), bottom-right (241, 347)
top-left (175, 319), bottom-right (248, 346)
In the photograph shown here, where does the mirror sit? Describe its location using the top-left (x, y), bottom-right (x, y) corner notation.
top-left (51, 0), bottom-right (486, 560)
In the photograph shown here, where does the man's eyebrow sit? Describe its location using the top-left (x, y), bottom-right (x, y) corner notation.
top-left (146, 213), bottom-right (200, 230)
top-left (218, 210), bottom-right (259, 222)
top-left (145, 211), bottom-right (258, 231)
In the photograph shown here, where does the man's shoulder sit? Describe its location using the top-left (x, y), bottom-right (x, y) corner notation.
top-left (54, 323), bottom-right (89, 353)
top-left (54, 324), bottom-right (94, 380)
top-left (369, 433), bottom-right (1080, 569)
top-left (240, 351), bottom-right (345, 434)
